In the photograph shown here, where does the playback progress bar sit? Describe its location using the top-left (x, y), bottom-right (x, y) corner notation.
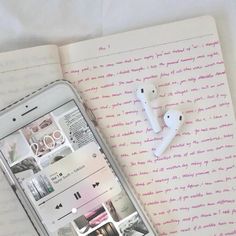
top-left (57, 189), bottom-right (109, 221)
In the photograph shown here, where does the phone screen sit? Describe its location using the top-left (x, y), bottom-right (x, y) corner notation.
top-left (0, 100), bottom-right (152, 236)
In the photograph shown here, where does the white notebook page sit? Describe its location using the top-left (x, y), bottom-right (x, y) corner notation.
top-left (0, 45), bottom-right (63, 236)
top-left (0, 45), bottom-right (62, 109)
top-left (60, 16), bottom-right (236, 235)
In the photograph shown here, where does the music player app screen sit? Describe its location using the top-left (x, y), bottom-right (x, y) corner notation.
top-left (0, 101), bottom-right (150, 236)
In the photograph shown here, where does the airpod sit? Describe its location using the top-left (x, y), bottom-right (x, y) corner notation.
top-left (154, 110), bottom-right (184, 157)
top-left (136, 84), bottom-right (161, 133)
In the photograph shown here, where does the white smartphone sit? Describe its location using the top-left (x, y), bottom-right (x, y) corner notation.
top-left (0, 81), bottom-right (157, 236)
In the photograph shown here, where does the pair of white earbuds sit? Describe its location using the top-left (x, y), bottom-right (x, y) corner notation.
top-left (136, 84), bottom-right (184, 157)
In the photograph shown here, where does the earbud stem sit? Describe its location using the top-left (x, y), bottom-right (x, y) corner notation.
top-left (142, 101), bottom-right (161, 133)
top-left (154, 129), bottom-right (177, 157)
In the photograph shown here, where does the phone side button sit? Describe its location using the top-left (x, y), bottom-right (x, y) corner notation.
top-left (0, 159), bottom-right (16, 189)
top-left (86, 108), bottom-right (97, 125)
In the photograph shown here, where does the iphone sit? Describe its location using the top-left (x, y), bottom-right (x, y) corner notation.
top-left (0, 81), bottom-right (157, 236)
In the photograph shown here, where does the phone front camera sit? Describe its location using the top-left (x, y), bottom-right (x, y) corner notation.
top-left (12, 118), bottom-right (16, 122)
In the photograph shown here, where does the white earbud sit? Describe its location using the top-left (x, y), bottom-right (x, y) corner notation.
top-left (154, 110), bottom-right (184, 157)
top-left (136, 84), bottom-right (161, 133)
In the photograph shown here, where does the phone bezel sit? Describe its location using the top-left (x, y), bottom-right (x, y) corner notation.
top-left (0, 80), bottom-right (157, 236)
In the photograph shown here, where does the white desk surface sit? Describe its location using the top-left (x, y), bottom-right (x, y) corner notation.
top-left (0, 0), bottom-right (235, 235)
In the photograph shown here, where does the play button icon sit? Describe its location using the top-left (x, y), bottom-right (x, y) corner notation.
top-left (55, 203), bottom-right (63, 209)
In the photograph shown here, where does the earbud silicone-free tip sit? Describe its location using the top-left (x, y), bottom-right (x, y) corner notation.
top-left (154, 110), bottom-right (184, 157)
top-left (164, 110), bottom-right (184, 129)
top-left (136, 83), bottom-right (161, 133)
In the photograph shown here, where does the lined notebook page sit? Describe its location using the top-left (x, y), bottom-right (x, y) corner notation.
top-left (0, 45), bottom-right (62, 109)
top-left (60, 16), bottom-right (236, 235)
top-left (0, 45), bottom-right (63, 236)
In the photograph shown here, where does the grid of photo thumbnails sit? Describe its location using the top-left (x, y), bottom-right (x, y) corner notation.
top-left (0, 101), bottom-right (150, 236)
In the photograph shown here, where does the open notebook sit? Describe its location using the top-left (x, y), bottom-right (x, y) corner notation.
top-left (1, 15), bottom-right (236, 236)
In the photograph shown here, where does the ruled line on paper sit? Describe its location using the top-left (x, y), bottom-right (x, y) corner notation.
top-left (62, 33), bottom-right (214, 65)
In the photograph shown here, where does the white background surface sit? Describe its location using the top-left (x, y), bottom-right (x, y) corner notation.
top-left (0, 0), bottom-right (235, 234)
top-left (0, 0), bottom-right (235, 106)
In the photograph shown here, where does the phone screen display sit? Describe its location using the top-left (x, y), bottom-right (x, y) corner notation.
top-left (0, 100), bottom-right (152, 236)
